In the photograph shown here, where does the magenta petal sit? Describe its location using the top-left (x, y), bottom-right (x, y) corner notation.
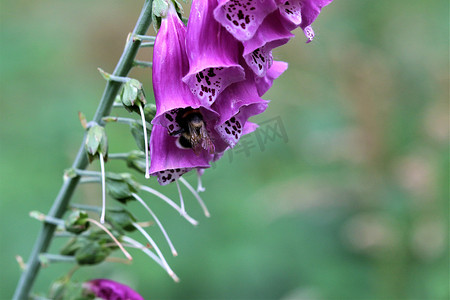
top-left (277, 0), bottom-right (333, 41)
top-left (86, 279), bottom-right (143, 300)
top-left (276, 0), bottom-right (302, 26)
top-left (152, 3), bottom-right (202, 129)
top-left (254, 60), bottom-right (288, 96)
top-left (214, 0), bottom-right (278, 41)
top-left (242, 11), bottom-right (293, 77)
top-left (183, 0), bottom-right (245, 106)
top-left (213, 76), bottom-right (269, 147)
top-left (149, 125), bottom-right (211, 185)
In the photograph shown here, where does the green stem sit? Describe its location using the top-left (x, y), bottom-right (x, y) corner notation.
top-left (13, 1), bottom-right (154, 298)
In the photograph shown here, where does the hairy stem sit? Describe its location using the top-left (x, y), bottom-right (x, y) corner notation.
top-left (13, 1), bottom-right (154, 298)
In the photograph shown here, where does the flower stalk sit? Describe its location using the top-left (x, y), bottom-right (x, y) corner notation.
top-left (13, 1), bottom-right (154, 298)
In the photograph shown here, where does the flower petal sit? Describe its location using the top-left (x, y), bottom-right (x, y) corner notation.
top-left (213, 74), bottom-right (269, 147)
top-left (214, 0), bottom-right (278, 41)
top-left (149, 124), bottom-right (211, 185)
top-left (183, 0), bottom-right (245, 106)
top-left (254, 60), bottom-right (288, 96)
top-left (152, 2), bottom-right (202, 128)
top-left (242, 11), bottom-right (293, 77)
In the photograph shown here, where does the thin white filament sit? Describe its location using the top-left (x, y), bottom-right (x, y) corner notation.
top-left (122, 236), bottom-right (180, 282)
top-left (179, 177), bottom-right (210, 217)
top-left (131, 193), bottom-right (178, 256)
top-left (99, 153), bottom-right (106, 224)
top-left (132, 222), bottom-right (177, 281)
top-left (139, 185), bottom-right (198, 226)
top-left (196, 171), bottom-right (206, 193)
top-left (175, 180), bottom-right (185, 215)
top-left (87, 218), bottom-right (132, 261)
top-left (138, 103), bottom-right (150, 179)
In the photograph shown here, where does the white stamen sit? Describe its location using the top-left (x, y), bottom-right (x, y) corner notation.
top-left (122, 236), bottom-right (180, 282)
top-left (132, 193), bottom-right (178, 256)
top-left (87, 218), bottom-right (132, 261)
top-left (175, 180), bottom-right (185, 215)
top-left (138, 103), bottom-right (150, 179)
top-left (179, 177), bottom-right (210, 218)
top-left (196, 171), bottom-right (206, 193)
top-left (99, 153), bottom-right (106, 224)
top-left (139, 185), bottom-right (198, 226)
top-left (132, 222), bottom-right (178, 281)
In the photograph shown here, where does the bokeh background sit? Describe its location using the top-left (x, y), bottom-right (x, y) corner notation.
top-left (1, 0), bottom-right (448, 299)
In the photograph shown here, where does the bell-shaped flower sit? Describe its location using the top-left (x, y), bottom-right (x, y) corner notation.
top-left (212, 71), bottom-right (269, 148)
top-left (152, 1), bottom-right (214, 132)
top-left (242, 10), bottom-right (293, 77)
top-left (84, 279), bottom-right (143, 300)
top-left (254, 60), bottom-right (288, 96)
top-left (183, 0), bottom-right (245, 106)
top-left (277, 0), bottom-right (334, 42)
top-left (214, 0), bottom-right (278, 41)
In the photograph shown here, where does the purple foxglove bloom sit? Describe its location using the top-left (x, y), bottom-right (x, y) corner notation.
top-left (183, 0), bottom-right (245, 106)
top-left (152, 1), bottom-right (214, 133)
top-left (254, 60), bottom-right (288, 96)
top-left (212, 73), bottom-right (269, 147)
top-left (152, 0), bottom-right (223, 157)
top-left (84, 279), bottom-right (143, 300)
top-left (242, 10), bottom-right (293, 77)
top-left (149, 124), bottom-right (212, 185)
top-left (214, 0), bottom-right (278, 41)
top-left (277, 0), bottom-right (334, 42)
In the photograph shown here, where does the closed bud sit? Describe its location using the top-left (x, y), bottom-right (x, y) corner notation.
top-left (121, 79), bottom-right (146, 113)
top-left (130, 121), bottom-right (151, 153)
top-left (85, 124), bottom-right (108, 163)
top-left (65, 210), bottom-right (90, 234)
top-left (105, 208), bottom-right (137, 232)
top-left (106, 172), bottom-right (139, 203)
top-left (75, 241), bottom-right (111, 265)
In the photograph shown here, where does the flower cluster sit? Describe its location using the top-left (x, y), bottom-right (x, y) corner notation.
top-left (149, 0), bottom-right (333, 185)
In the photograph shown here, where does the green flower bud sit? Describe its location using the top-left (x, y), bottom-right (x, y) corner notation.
top-left (143, 103), bottom-right (157, 121)
top-left (130, 121), bottom-right (151, 153)
top-left (65, 210), bottom-right (90, 234)
top-left (60, 237), bottom-right (89, 256)
top-left (125, 151), bottom-right (147, 174)
top-left (75, 241), bottom-right (111, 265)
top-left (105, 172), bottom-right (139, 203)
top-left (84, 124), bottom-right (108, 163)
top-left (121, 79), bottom-right (146, 112)
top-left (105, 208), bottom-right (137, 232)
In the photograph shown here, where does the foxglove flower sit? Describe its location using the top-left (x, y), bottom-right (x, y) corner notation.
top-left (152, 1), bottom-right (214, 132)
top-left (277, 0), bottom-right (334, 42)
top-left (84, 279), bottom-right (143, 300)
top-left (183, 0), bottom-right (245, 106)
top-left (242, 10), bottom-right (293, 77)
top-left (214, 0), bottom-right (278, 41)
top-left (152, 1), bottom-right (221, 153)
top-left (212, 70), bottom-right (269, 147)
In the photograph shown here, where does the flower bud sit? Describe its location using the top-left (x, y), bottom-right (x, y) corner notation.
top-left (130, 120), bottom-right (151, 153)
top-left (121, 79), bottom-right (146, 113)
top-left (65, 210), bottom-right (90, 234)
top-left (106, 172), bottom-right (139, 203)
top-left (125, 151), bottom-right (147, 174)
top-left (105, 208), bottom-right (137, 232)
top-left (85, 124), bottom-right (108, 163)
top-left (75, 240), bottom-right (111, 265)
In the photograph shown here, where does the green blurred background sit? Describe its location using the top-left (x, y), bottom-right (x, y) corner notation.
top-left (1, 0), bottom-right (448, 299)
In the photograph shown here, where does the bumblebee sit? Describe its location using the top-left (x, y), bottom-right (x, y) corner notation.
top-left (171, 108), bottom-right (214, 154)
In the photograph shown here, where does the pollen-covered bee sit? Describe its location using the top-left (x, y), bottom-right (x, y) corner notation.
top-left (171, 108), bottom-right (214, 154)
